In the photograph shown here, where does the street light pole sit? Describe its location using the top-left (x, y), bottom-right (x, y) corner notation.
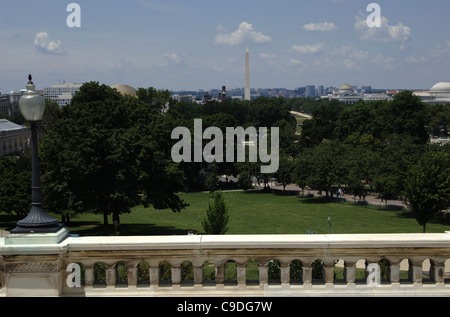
top-left (10, 75), bottom-right (63, 234)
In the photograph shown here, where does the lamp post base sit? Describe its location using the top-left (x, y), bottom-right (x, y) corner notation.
top-left (11, 205), bottom-right (64, 234)
top-left (10, 222), bottom-right (65, 234)
top-left (5, 226), bottom-right (69, 245)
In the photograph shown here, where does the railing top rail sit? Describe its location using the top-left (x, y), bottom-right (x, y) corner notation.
top-left (2, 233), bottom-right (450, 255)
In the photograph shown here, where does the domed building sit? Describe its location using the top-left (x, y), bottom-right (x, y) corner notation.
top-left (338, 84), bottom-right (354, 94)
top-left (111, 84), bottom-right (138, 97)
top-left (414, 82), bottom-right (450, 104)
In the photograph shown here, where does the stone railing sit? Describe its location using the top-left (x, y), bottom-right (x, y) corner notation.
top-left (1, 232), bottom-right (450, 296)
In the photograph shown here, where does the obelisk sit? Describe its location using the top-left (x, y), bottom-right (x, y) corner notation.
top-left (245, 48), bottom-right (250, 101)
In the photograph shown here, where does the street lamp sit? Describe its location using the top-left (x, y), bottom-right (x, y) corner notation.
top-left (10, 75), bottom-right (63, 234)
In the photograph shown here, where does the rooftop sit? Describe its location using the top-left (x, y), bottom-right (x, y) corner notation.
top-left (0, 119), bottom-right (25, 132)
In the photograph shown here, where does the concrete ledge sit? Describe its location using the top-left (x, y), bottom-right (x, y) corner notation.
top-left (4, 227), bottom-right (69, 246)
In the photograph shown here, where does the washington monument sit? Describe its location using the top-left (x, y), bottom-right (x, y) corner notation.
top-left (245, 48), bottom-right (250, 101)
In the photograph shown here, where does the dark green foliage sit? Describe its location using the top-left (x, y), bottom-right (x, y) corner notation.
top-left (202, 191), bottom-right (229, 234)
top-left (0, 154), bottom-right (31, 217)
top-left (40, 82), bottom-right (187, 225)
top-left (403, 150), bottom-right (450, 232)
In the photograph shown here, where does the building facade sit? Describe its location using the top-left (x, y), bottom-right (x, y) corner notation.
top-left (0, 119), bottom-right (30, 156)
top-left (44, 83), bottom-right (82, 107)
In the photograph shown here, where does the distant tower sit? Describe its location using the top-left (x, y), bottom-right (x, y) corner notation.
top-left (245, 48), bottom-right (250, 101)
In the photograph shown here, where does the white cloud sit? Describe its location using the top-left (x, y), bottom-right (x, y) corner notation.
top-left (164, 53), bottom-right (182, 64)
top-left (332, 45), bottom-right (369, 60)
top-left (290, 43), bottom-right (325, 54)
top-left (354, 14), bottom-right (411, 43)
top-left (370, 54), bottom-right (396, 70)
top-left (34, 32), bottom-right (65, 55)
top-left (302, 22), bottom-right (337, 32)
top-left (214, 22), bottom-right (271, 46)
top-left (260, 53), bottom-right (277, 61)
top-left (290, 58), bottom-right (301, 65)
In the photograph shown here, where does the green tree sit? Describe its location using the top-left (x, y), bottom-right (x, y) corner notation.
top-left (274, 156), bottom-right (294, 192)
top-left (41, 82), bottom-right (187, 226)
top-left (237, 170), bottom-right (253, 192)
top-left (202, 191), bottom-right (229, 234)
top-left (402, 150), bottom-right (450, 233)
top-left (0, 154), bottom-right (31, 218)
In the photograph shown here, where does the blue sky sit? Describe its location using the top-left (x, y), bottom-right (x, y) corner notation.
top-left (1, 0), bottom-right (450, 93)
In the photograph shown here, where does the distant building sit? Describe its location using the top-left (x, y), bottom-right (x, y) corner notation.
top-left (0, 119), bottom-right (30, 155)
top-left (111, 84), bottom-right (137, 97)
top-left (44, 83), bottom-right (82, 107)
top-left (0, 95), bottom-right (12, 116)
top-left (414, 82), bottom-right (450, 105)
top-left (321, 84), bottom-right (393, 104)
top-left (305, 85), bottom-right (316, 98)
top-left (9, 89), bottom-right (31, 114)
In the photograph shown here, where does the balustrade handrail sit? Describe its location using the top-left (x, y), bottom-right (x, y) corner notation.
top-left (2, 233), bottom-right (450, 297)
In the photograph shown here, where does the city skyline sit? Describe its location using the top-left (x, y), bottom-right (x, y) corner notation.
top-left (1, 0), bottom-right (450, 93)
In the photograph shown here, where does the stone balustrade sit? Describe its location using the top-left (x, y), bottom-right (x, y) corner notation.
top-left (1, 232), bottom-right (450, 296)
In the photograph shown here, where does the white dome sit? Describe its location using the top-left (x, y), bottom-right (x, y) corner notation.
top-left (430, 82), bottom-right (450, 93)
top-left (111, 84), bottom-right (137, 97)
top-left (340, 84), bottom-right (353, 91)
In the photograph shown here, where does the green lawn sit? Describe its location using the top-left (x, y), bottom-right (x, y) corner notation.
top-left (1, 190), bottom-right (445, 236)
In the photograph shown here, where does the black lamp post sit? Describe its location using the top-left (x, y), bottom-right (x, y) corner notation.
top-left (10, 75), bottom-right (63, 234)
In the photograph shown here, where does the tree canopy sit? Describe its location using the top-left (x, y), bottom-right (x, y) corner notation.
top-left (40, 82), bottom-right (187, 225)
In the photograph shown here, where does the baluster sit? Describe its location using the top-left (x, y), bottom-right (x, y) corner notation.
top-left (344, 261), bottom-right (356, 284)
top-left (302, 262), bottom-right (313, 285)
top-left (106, 263), bottom-right (116, 286)
top-left (236, 262), bottom-right (247, 286)
top-left (127, 261), bottom-right (139, 287)
top-left (387, 260), bottom-right (401, 284)
top-left (171, 263), bottom-right (182, 285)
top-left (430, 259), bottom-right (445, 284)
top-left (84, 264), bottom-right (94, 286)
top-left (408, 259), bottom-right (423, 284)
top-left (279, 261), bottom-right (290, 285)
top-left (149, 265), bottom-right (160, 286)
top-left (215, 261), bottom-right (225, 284)
top-left (322, 260), bottom-right (335, 285)
top-left (258, 261), bottom-right (269, 285)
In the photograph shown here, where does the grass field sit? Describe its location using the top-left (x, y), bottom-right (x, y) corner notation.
top-left (1, 190), bottom-right (444, 236)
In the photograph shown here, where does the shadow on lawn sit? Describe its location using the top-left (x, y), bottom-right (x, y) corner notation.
top-left (67, 222), bottom-right (192, 236)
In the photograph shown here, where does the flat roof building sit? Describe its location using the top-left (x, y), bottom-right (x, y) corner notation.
top-left (44, 83), bottom-right (82, 107)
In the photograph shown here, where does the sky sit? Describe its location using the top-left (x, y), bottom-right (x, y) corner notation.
top-left (1, 0), bottom-right (450, 93)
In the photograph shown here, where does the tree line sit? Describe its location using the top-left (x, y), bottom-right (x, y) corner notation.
top-left (0, 82), bottom-right (449, 232)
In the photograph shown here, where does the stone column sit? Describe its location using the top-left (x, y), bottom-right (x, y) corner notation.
top-left (236, 263), bottom-right (247, 286)
top-left (430, 259), bottom-right (446, 284)
top-left (171, 264), bottom-right (182, 285)
top-left (84, 264), bottom-right (95, 286)
top-left (344, 261), bottom-right (356, 284)
top-left (280, 262), bottom-right (290, 285)
top-left (105, 264), bottom-right (116, 286)
top-left (302, 264), bottom-right (313, 285)
top-left (127, 262), bottom-right (139, 287)
top-left (322, 261), bottom-right (335, 285)
top-left (258, 262), bottom-right (269, 285)
top-left (387, 261), bottom-right (401, 284)
top-left (149, 266), bottom-right (160, 286)
top-left (408, 259), bottom-right (423, 284)
top-left (215, 262), bottom-right (225, 284)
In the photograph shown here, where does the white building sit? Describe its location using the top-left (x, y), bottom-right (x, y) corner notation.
top-left (321, 84), bottom-right (393, 104)
top-left (414, 82), bottom-right (450, 105)
top-left (0, 119), bottom-right (30, 155)
top-left (44, 83), bottom-right (82, 107)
